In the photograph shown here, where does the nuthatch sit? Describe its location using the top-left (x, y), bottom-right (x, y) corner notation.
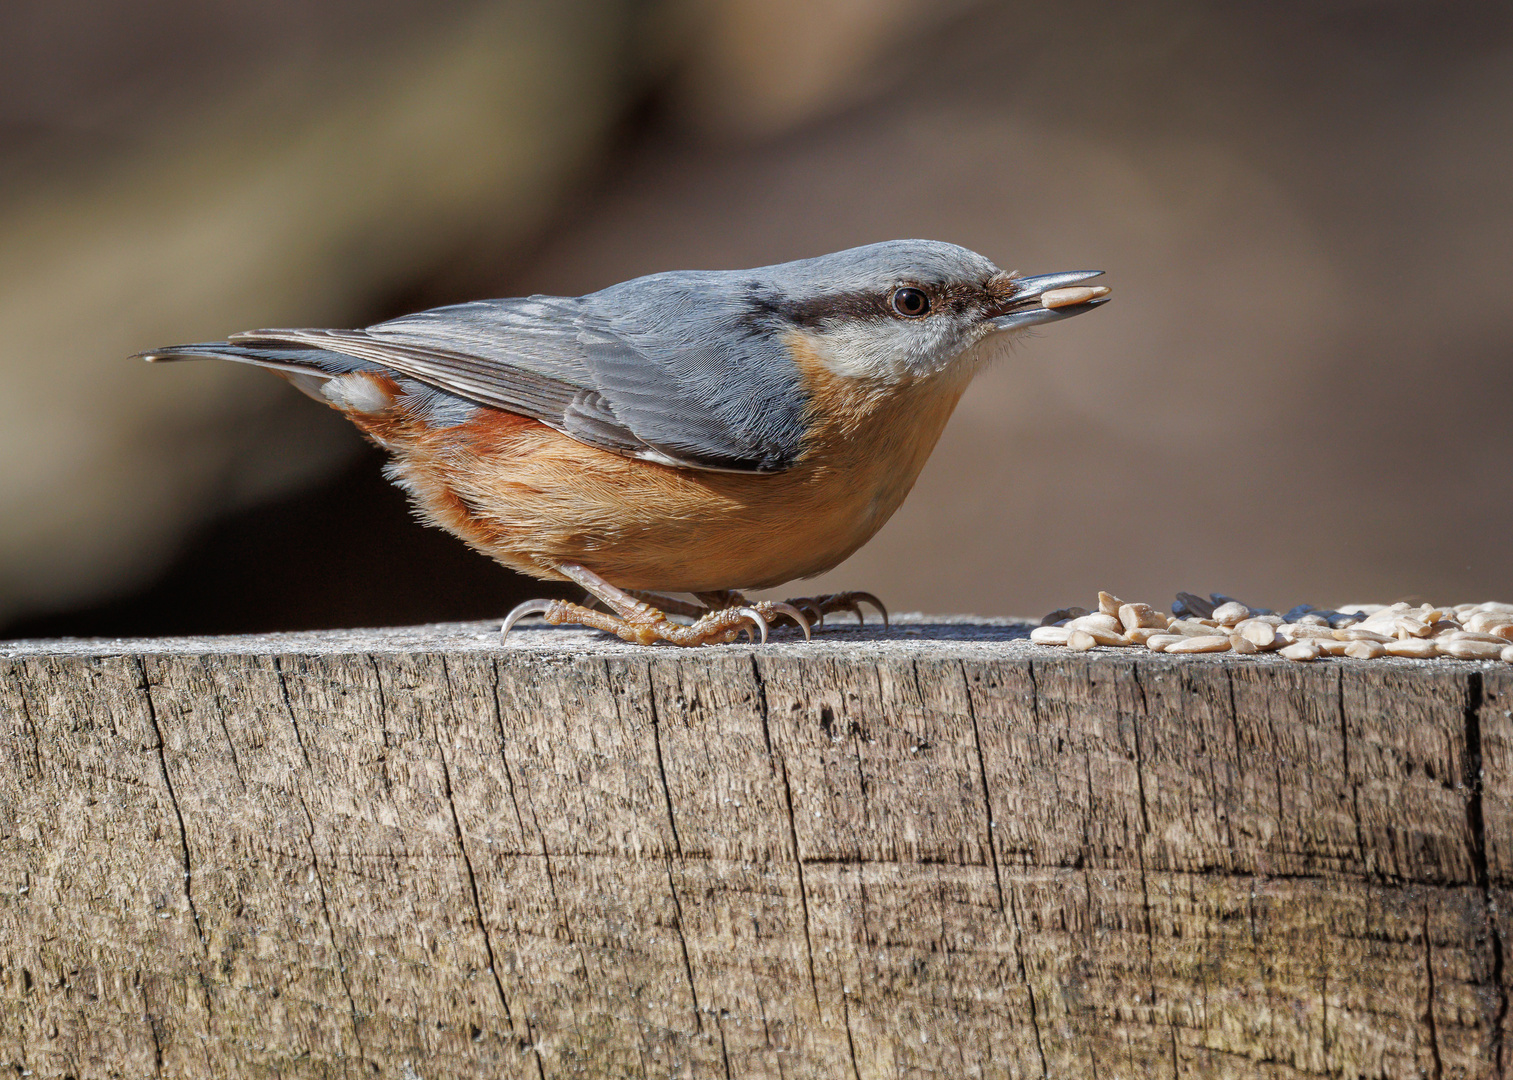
top-left (142, 240), bottom-right (1109, 645)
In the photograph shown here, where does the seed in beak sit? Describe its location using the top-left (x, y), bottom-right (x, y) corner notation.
top-left (1041, 285), bottom-right (1111, 309)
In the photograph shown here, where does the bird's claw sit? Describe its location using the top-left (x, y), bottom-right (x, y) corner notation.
top-left (777, 592), bottom-right (888, 629)
top-left (502, 599), bottom-right (557, 641)
top-left (737, 606), bottom-right (770, 644)
top-left (761, 601), bottom-right (813, 641)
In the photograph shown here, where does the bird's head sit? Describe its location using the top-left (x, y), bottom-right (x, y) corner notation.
top-left (746, 239), bottom-right (1109, 383)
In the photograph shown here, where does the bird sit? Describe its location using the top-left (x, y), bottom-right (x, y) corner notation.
top-left (140, 240), bottom-right (1109, 646)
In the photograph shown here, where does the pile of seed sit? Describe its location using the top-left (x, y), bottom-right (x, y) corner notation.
top-left (1029, 591), bottom-right (1513, 662)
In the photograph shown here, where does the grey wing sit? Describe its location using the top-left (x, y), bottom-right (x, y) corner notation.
top-left (234, 290), bottom-right (809, 473)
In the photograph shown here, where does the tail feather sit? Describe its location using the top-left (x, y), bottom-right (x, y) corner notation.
top-left (135, 340), bottom-right (375, 378)
top-left (136, 340), bottom-right (386, 404)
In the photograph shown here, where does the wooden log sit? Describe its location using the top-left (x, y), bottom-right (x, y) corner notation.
top-left (0, 620), bottom-right (1508, 1078)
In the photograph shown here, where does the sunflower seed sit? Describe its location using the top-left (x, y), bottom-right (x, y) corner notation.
top-left (1438, 638), bottom-right (1504, 660)
top-left (1118, 603), bottom-right (1169, 631)
top-left (1384, 639), bottom-right (1438, 658)
top-left (1066, 613), bottom-right (1123, 635)
top-left (1279, 641), bottom-right (1322, 661)
top-left (1230, 633), bottom-right (1259, 655)
top-left (1237, 620), bottom-right (1277, 648)
top-left (1164, 635), bottom-right (1231, 654)
top-left (1333, 628), bottom-right (1393, 643)
top-left (1212, 601), bottom-right (1250, 627)
top-left (1042, 285), bottom-right (1110, 309)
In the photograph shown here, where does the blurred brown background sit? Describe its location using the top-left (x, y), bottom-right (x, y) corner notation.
top-left (3, 0), bottom-right (1511, 638)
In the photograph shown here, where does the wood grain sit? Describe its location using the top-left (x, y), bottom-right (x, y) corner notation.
top-left (0, 620), bottom-right (1508, 1078)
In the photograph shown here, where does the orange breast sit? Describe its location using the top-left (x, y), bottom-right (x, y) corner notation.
top-left (341, 351), bottom-right (970, 593)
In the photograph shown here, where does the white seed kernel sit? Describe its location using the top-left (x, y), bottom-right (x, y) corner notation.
top-left (1030, 626), bottom-right (1072, 646)
top-left (1164, 635), bottom-right (1231, 654)
top-left (1449, 631), bottom-right (1508, 645)
top-left (1067, 629), bottom-right (1098, 651)
top-left (1385, 639), bottom-right (1438, 658)
top-left (1438, 638), bottom-right (1504, 660)
top-left (1118, 603), bottom-right (1168, 631)
top-left (1344, 640), bottom-right (1386, 660)
top-left (1279, 641), bottom-right (1322, 661)
top-left (1334, 628), bottom-right (1393, 643)
top-left (1171, 619), bottom-right (1220, 637)
top-left (1211, 601), bottom-right (1250, 627)
top-left (1041, 285), bottom-right (1110, 309)
top-left (1238, 621), bottom-right (1277, 648)
top-left (1066, 613), bottom-right (1122, 635)
top-left (1145, 634), bottom-right (1183, 653)
top-left (1229, 633), bottom-right (1258, 655)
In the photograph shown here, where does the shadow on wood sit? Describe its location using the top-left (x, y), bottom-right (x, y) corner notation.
top-left (1, 621), bottom-right (1509, 1077)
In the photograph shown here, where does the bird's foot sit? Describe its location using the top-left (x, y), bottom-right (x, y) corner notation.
top-left (695, 590), bottom-right (886, 632)
top-left (796, 591), bottom-right (889, 628)
top-left (502, 564), bottom-right (783, 647)
top-left (502, 597), bottom-right (771, 646)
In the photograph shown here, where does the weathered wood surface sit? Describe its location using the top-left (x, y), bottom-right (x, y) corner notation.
top-left (0, 619), bottom-right (1508, 1079)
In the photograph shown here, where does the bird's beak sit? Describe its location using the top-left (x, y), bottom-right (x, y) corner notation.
top-left (985, 270), bottom-right (1110, 330)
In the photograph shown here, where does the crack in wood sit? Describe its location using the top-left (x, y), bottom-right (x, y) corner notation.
top-left (1424, 905), bottom-right (1444, 1080)
top-left (1462, 671), bottom-right (1508, 1076)
top-left (646, 664), bottom-right (702, 1032)
top-left (297, 792), bottom-right (365, 1067)
top-left (1008, 887), bottom-right (1050, 1079)
top-left (433, 661), bottom-right (514, 1032)
top-left (780, 756), bottom-right (823, 1016)
top-left (271, 656), bottom-right (311, 770)
top-left (134, 658), bottom-right (204, 951)
top-left (959, 660), bottom-right (1006, 913)
top-left (839, 984), bottom-right (862, 1080)
top-left (1337, 669), bottom-right (1369, 876)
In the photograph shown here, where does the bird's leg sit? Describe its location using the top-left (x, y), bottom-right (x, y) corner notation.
top-left (616, 590), bottom-right (710, 619)
top-left (503, 563), bottom-right (772, 646)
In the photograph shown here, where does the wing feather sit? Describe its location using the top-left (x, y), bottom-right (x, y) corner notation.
top-left (232, 286), bottom-right (808, 473)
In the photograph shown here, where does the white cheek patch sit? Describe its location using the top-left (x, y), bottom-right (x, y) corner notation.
top-left (806, 318), bottom-right (965, 380)
top-left (321, 373), bottom-right (395, 414)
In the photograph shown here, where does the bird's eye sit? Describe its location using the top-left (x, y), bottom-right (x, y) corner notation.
top-left (891, 287), bottom-right (930, 318)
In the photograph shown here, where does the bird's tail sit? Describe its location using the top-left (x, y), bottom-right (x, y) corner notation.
top-left (135, 340), bottom-right (375, 402)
